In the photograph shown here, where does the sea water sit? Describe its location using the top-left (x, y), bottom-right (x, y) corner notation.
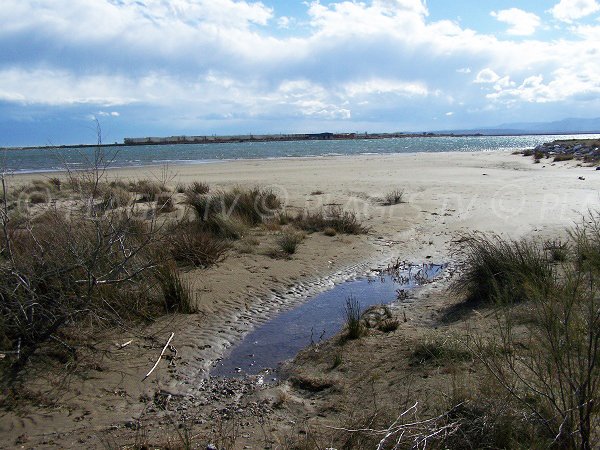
top-left (2, 134), bottom-right (599, 173)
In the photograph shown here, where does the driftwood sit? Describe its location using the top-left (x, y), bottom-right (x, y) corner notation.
top-left (143, 332), bottom-right (174, 381)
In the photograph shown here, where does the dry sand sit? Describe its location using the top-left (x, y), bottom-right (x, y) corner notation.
top-left (2, 150), bottom-right (599, 448)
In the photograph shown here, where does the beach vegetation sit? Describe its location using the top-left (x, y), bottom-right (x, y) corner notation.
top-left (186, 186), bottom-right (282, 229)
top-left (453, 215), bottom-right (600, 449)
top-left (188, 181), bottom-right (210, 195)
top-left (383, 189), bottom-right (405, 205)
top-left (276, 231), bottom-right (304, 255)
top-left (131, 179), bottom-right (162, 202)
top-left (343, 295), bottom-right (364, 340)
top-left (451, 233), bottom-right (553, 306)
top-left (167, 221), bottom-right (230, 267)
top-left (292, 206), bottom-right (369, 235)
top-left (553, 153), bottom-right (575, 162)
top-left (100, 185), bottom-right (132, 210)
top-left (155, 263), bottom-right (195, 313)
top-left (155, 192), bottom-right (176, 214)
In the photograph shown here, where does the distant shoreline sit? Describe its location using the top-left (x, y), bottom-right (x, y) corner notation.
top-left (4, 131), bottom-right (600, 151)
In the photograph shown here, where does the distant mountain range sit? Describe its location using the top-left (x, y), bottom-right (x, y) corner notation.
top-left (446, 117), bottom-right (600, 135)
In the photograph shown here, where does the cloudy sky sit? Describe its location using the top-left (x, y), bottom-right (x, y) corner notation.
top-left (1, 0), bottom-right (600, 146)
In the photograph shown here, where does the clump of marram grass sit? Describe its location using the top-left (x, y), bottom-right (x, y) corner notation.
top-left (451, 234), bottom-right (553, 306)
top-left (155, 263), bottom-right (195, 313)
top-left (277, 231), bottom-right (304, 255)
top-left (553, 153), bottom-right (575, 162)
top-left (188, 181), bottom-right (210, 195)
top-left (100, 186), bottom-right (132, 210)
top-left (544, 239), bottom-right (569, 262)
top-left (450, 215), bottom-right (600, 449)
top-left (131, 179), bottom-right (162, 202)
top-left (167, 222), bottom-right (230, 267)
top-left (323, 227), bottom-right (337, 236)
top-left (383, 189), bottom-right (405, 205)
top-left (411, 334), bottom-right (472, 366)
top-left (377, 318), bottom-right (400, 332)
top-left (293, 206), bottom-right (369, 235)
top-left (186, 186), bottom-right (281, 229)
top-left (343, 295), bottom-right (364, 340)
top-left (155, 193), bottom-right (176, 214)
top-left (28, 192), bottom-right (48, 204)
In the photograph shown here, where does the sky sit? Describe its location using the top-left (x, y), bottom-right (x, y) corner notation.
top-left (1, 0), bottom-right (600, 146)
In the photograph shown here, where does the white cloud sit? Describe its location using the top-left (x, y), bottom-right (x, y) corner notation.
top-left (549, 0), bottom-right (600, 23)
top-left (475, 69), bottom-right (501, 84)
top-left (1, 0), bottom-right (600, 135)
top-left (343, 79), bottom-right (429, 97)
top-left (277, 16), bottom-right (291, 28)
top-left (491, 8), bottom-right (541, 36)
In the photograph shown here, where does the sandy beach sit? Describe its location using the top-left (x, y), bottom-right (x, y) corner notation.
top-left (2, 150), bottom-right (599, 448)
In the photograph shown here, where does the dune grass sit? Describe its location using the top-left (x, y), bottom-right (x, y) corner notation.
top-left (292, 206), bottom-right (369, 235)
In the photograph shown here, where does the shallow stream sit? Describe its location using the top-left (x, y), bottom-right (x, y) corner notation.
top-left (212, 263), bottom-right (444, 378)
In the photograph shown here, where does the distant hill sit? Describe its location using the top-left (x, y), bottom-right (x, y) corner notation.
top-left (446, 117), bottom-right (600, 135)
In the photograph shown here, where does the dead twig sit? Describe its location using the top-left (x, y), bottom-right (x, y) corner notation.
top-left (143, 332), bottom-right (174, 381)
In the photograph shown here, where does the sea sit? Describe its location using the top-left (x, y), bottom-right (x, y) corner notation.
top-left (2, 134), bottom-right (598, 174)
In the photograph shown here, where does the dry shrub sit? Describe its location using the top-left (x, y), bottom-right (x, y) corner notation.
top-left (383, 189), bottom-right (405, 205)
top-left (0, 208), bottom-right (167, 371)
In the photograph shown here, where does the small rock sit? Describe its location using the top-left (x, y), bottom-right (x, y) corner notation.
top-left (578, 176), bottom-right (586, 180)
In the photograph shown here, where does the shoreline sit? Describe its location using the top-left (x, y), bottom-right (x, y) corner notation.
top-left (5, 131), bottom-right (600, 152)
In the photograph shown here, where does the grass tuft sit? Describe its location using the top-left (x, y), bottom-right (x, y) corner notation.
top-left (452, 234), bottom-right (553, 306)
top-left (344, 294), bottom-right (364, 340)
top-left (293, 206), bottom-right (369, 235)
top-left (276, 231), bottom-right (304, 255)
top-left (383, 189), bottom-right (405, 205)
